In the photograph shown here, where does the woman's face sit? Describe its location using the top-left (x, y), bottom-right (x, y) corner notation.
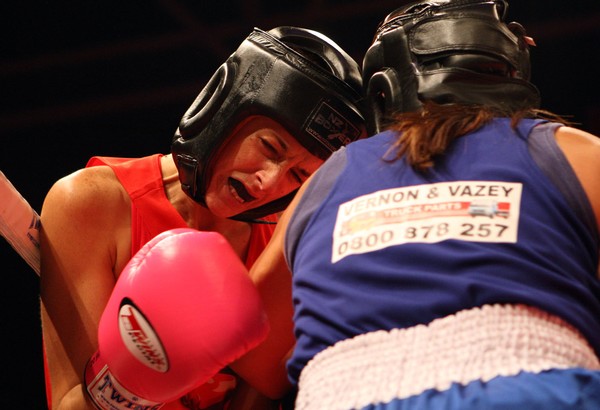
top-left (204, 115), bottom-right (324, 218)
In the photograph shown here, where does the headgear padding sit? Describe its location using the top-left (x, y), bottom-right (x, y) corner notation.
top-left (172, 27), bottom-right (366, 220)
top-left (363, 0), bottom-right (541, 134)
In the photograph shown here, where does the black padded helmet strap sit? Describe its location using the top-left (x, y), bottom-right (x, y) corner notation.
top-left (172, 27), bottom-right (366, 220)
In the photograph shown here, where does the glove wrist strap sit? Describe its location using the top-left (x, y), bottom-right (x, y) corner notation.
top-left (84, 350), bottom-right (164, 410)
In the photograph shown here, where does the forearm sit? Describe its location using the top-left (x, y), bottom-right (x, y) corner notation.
top-left (235, 195), bottom-right (299, 399)
top-left (54, 385), bottom-right (95, 410)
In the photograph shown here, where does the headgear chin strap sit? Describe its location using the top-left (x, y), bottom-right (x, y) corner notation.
top-left (363, 0), bottom-right (541, 135)
top-left (171, 27), bottom-right (366, 222)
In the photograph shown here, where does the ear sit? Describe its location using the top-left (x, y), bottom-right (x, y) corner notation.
top-left (178, 62), bottom-right (236, 138)
top-left (365, 67), bottom-right (403, 135)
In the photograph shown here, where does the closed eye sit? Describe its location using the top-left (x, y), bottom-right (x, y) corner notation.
top-left (259, 133), bottom-right (311, 185)
top-left (260, 137), bottom-right (283, 160)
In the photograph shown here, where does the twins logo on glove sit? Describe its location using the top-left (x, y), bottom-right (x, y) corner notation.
top-left (119, 301), bottom-right (169, 373)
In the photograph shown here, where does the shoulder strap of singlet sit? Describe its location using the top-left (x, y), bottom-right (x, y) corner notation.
top-left (528, 122), bottom-right (599, 243)
top-left (88, 155), bottom-right (276, 266)
top-left (87, 155), bottom-right (188, 254)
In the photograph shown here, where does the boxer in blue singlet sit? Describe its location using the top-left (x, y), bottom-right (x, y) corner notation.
top-left (248, 1), bottom-right (600, 409)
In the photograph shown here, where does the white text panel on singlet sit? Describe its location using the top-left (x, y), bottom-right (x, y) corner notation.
top-left (332, 181), bottom-right (522, 263)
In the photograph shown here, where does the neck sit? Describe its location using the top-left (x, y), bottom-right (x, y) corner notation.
top-left (160, 154), bottom-right (251, 258)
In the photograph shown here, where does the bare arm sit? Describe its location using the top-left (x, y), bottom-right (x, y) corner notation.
top-left (230, 172), bottom-right (317, 399)
top-left (40, 166), bottom-right (130, 409)
top-left (554, 126), bottom-right (600, 277)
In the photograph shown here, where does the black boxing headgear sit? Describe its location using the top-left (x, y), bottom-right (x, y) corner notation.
top-left (172, 27), bottom-right (366, 220)
top-left (363, 0), bottom-right (541, 134)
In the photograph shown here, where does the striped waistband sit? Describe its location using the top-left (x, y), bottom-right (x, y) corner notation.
top-left (296, 304), bottom-right (600, 410)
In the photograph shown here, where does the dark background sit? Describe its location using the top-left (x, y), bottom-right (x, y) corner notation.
top-left (2, 1), bottom-right (599, 406)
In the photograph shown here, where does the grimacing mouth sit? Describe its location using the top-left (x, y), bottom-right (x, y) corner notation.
top-left (228, 177), bottom-right (256, 203)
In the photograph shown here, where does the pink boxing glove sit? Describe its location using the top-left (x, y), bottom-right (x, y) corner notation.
top-left (84, 228), bottom-right (270, 409)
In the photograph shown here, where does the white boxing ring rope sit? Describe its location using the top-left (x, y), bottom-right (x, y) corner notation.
top-left (0, 170), bottom-right (41, 275)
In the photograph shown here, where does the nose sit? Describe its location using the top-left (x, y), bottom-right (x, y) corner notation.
top-left (254, 162), bottom-right (291, 196)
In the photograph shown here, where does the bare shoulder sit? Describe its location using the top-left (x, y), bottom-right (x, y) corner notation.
top-left (40, 165), bottom-right (131, 277)
top-left (553, 126), bottom-right (600, 176)
top-left (554, 126), bottom-right (600, 231)
top-left (42, 165), bottom-right (129, 225)
top-left (555, 126), bottom-right (600, 148)
top-left (44, 165), bottom-right (125, 207)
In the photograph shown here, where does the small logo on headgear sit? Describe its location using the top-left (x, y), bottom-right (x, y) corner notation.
top-left (306, 101), bottom-right (360, 151)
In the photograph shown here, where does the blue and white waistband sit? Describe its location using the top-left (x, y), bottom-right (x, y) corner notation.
top-left (295, 304), bottom-right (600, 410)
